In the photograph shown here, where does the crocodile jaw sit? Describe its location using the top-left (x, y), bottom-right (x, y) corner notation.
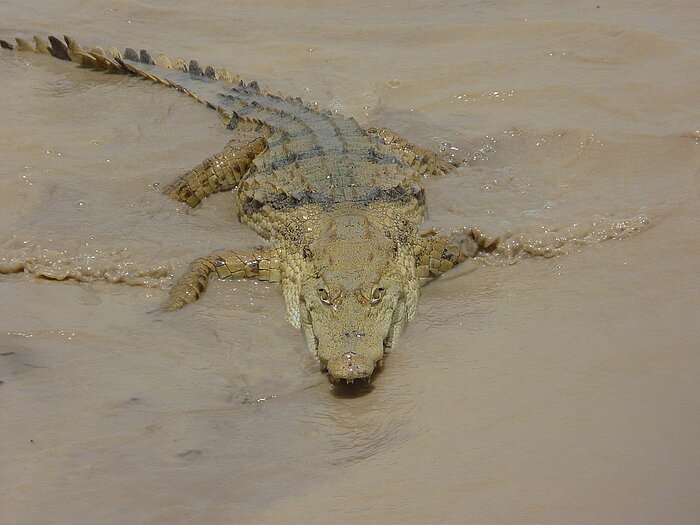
top-left (325, 352), bottom-right (378, 383)
top-left (304, 309), bottom-right (404, 383)
top-left (310, 332), bottom-right (386, 383)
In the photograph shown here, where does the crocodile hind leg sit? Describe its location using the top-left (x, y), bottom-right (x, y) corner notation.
top-left (162, 132), bottom-right (267, 207)
top-left (365, 126), bottom-right (455, 176)
top-left (163, 246), bottom-right (279, 311)
top-left (414, 230), bottom-right (480, 283)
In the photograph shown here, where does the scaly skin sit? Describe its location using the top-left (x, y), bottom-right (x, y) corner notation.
top-left (2, 34), bottom-right (646, 383)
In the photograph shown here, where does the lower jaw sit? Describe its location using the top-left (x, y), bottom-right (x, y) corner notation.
top-left (320, 350), bottom-right (387, 384)
top-left (328, 370), bottom-right (377, 384)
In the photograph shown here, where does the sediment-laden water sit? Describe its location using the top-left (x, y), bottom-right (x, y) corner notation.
top-left (1, 2), bottom-right (699, 523)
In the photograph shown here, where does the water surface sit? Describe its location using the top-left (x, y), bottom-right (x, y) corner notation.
top-left (1, 1), bottom-right (699, 523)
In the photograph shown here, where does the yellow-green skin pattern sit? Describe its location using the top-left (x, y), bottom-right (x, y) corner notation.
top-left (1, 35), bottom-right (476, 382)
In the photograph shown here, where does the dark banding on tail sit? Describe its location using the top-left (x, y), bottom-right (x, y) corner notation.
top-left (0, 34), bottom-right (279, 136)
top-left (2, 34), bottom-right (452, 202)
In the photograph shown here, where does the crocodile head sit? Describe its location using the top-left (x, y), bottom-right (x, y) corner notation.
top-left (299, 264), bottom-right (416, 383)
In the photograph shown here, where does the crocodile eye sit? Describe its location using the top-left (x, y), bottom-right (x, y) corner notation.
top-left (318, 288), bottom-right (332, 305)
top-left (370, 287), bottom-right (385, 305)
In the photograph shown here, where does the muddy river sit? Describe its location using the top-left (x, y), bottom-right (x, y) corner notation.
top-left (1, 1), bottom-right (699, 523)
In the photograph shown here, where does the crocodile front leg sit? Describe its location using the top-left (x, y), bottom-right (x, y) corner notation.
top-left (365, 126), bottom-right (454, 176)
top-left (162, 132), bottom-right (267, 207)
top-left (163, 246), bottom-right (279, 311)
top-left (414, 230), bottom-right (480, 283)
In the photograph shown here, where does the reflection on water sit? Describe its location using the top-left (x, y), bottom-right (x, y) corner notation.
top-left (1, 1), bottom-right (699, 523)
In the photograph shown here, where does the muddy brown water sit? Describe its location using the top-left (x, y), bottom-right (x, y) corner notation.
top-left (1, 2), bottom-right (699, 524)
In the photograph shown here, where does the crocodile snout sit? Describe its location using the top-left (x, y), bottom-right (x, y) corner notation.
top-left (326, 352), bottom-right (377, 382)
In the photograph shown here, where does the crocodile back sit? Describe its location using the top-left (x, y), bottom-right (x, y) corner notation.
top-left (113, 58), bottom-right (425, 238)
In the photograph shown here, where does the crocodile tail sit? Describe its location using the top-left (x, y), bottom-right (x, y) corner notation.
top-left (0, 34), bottom-right (275, 136)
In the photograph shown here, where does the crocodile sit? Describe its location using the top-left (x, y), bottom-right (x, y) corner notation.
top-left (1, 35), bottom-right (649, 383)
